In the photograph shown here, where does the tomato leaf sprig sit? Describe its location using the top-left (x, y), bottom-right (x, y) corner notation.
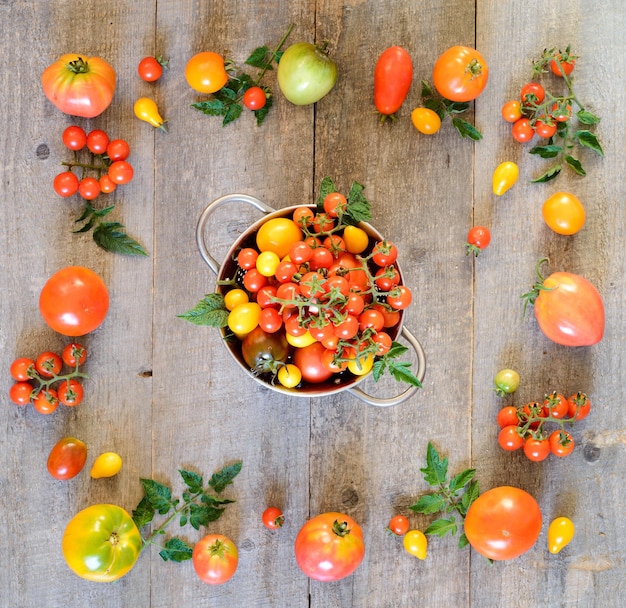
top-left (191, 23), bottom-right (294, 126)
top-left (525, 46), bottom-right (603, 183)
top-left (133, 461), bottom-right (242, 562)
top-left (177, 292), bottom-right (229, 327)
top-left (420, 80), bottom-right (483, 141)
top-left (409, 442), bottom-right (479, 548)
top-left (315, 176), bottom-right (373, 225)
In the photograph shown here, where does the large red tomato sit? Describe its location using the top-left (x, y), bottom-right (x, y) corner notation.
top-left (294, 512), bottom-right (365, 581)
top-left (432, 46), bottom-right (488, 102)
top-left (464, 486), bottom-right (542, 560)
top-left (39, 266), bottom-right (109, 336)
top-left (524, 260), bottom-right (604, 346)
top-left (41, 54), bottom-right (116, 118)
top-left (192, 534), bottom-right (238, 585)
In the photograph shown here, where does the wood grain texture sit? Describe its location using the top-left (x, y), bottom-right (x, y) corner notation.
top-left (0, 1), bottom-right (624, 607)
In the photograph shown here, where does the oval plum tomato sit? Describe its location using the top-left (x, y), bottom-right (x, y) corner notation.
top-left (39, 266), bottom-right (109, 336)
top-left (78, 177), bottom-right (101, 200)
top-left (62, 125), bottom-right (87, 151)
top-left (498, 425), bottom-right (524, 451)
top-left (523, 259), bottom-right (604, 347)
top-left (523, 437), bottom-right (550, 462)
top-left (342, 225), bottom-right (369, 254)
top-left (465, 226), bottom-right (491, 256)
top-left (542, 191), bottom-right (585, 235)
top-left (62, 504), bottom-right (141, 582)
top-left (41, 54), bottom-right (116, 118)
top-left (47, 436), bottom-right (87, 480)
top-left (35, 351), bottom-right (62, 378)
top-left (294, 512), bottom-right (365, 581)
top-left (10, 357), bottom-right (35, 382)
top-left (372, 241), bottom-right (398, 267)
top-left (193, 534), bottom-right (238, 585)
top-left (501, 100), bottom-right (522, 123)
top-left (33, 388), bottom-right (59, 414)
top-left (542, 391), bottom-right (568, 419)
top-left (9, 381), bottom-right (34, 405)
top-left (185, 51), bottom-right (228, 93)
top-left (57, 378), bottom-right (84, 406)
top-left (567, 392), bottom-right (590, 420)
top-left (138, 56), bottom-right (165, 82)
top-left (277, 42), bottom-right (338, 106)
top-left (387, 514), bottom-right (410, 536)
top-left (374, 46), bottom-right (413, 116)
top-left (520, 82), bottom-right (545, 106)
top-left (492, 161), bottom-right (519, 196)
top-left (106, 139), bottom-right (131, 161)
top-left (256, 218), bottom-right (303, 259)
top-left (243, 86), bottom-right (267, 110)
top-left (511, 118), bottom-right (534, 143)
top-left (494, 368), bottom-right (520, 396)
top-left (534, 118), bottom-right (557, 139)
top-left (433, 46), bottom-right (488, 102)
top-left (550, 52), bottom-right (576, 77)
top-left (496, 406), bottom-right (520, 428)
top-left (293, 342), bottom-right (334, 384)
top-left (241, 326), bottom-right (288, 374)
top-left (464, 486), bottom-right (542, 560)
top-left (549, 430), bottom-right (575, 457)
top-left (108, 160), bottom-right (134, 185)
top-left (548, 517), bottom-right (575, 554)
top-left (277, 363), bottom-right (302, 388)
top-left (262, 507), bottom-right (285, 530)
top-left (403, 529), bottom-right (427, 560)
top-left (411, 107), bottom-right (441, 134)
top-left (53, 171), bottom-right (80, 197)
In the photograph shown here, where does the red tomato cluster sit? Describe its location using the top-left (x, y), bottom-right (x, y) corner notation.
top-left (496, 391), bottom-right (590, 461)
top-left (53, 125), bottom-right (134, 200)
top-left (9, 343), bottom-right (87, 414)
top-left (222, 195), bottom-right (412, 390)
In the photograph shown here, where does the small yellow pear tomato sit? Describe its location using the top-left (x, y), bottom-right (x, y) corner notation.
top-left (548, 517), bottom-right (575, 554)
top-left (492, 161), bottom-right (519, 196)
top-left (90, 452), bottom-right (123, 479)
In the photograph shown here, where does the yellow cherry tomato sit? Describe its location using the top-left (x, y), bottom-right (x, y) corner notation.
top-left (90, 452), bottom-right (123, 479)
top-left (223, 288), bottom-right (249, 311)
top-left (542, 191), bottom-right (586, 235)
top-left (185, 51), bottom-right (229, 94)
top-left (342, 225), bottom-right (369, 254)
top-left (134, 97), bottom-right (167, 130)
top-left (256, 251), bottom-right (281, 277)
top-left (548, 517), bottom-right (575, 554)
top-left (277, 364), bottom-right (302, 388)
top-left (347, 353), bottom-right (374, 376)
top-left (256, 218), bottom-right (303, 259)
top-left (411, 107), bottom-right (441, 135)
top-left (286, 330), bottom-right (317, 348)
top-left (492, 161), bottom-right (519, 196)
top-left (403, 529), bottom-right (427, 560)
top-left (227, 302), bottom-right (261, 335)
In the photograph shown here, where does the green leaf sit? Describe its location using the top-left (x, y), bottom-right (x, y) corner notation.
top-left (409, 493), bottom-right (447, 514)
top-left (565, 155), bottom-right (586, 176)
top-left (460, 480), bottom-right (480, 512)
top-left (201, 495), bottom-right (236, 506)
top-left (449, 468), bottom-right (476, 492)
top-left (177, 293), bottom-right (229, 328)
top-left (421, 80), bottom-right (435, 99)
top-left (531, 164), bottom-right (561, 183)
top-left (179, 512), bottom-right (188, 527)
top-left (371, 357), bottom-right (387, 382)
top-left (575, 130), bottom-right (604, 156)
top-left (424, 517), bottom-right (457, 537)
top-left (93, 222), bottom-right (148, 256)
top-left (316, 177), bottom-right (337, 210)
top-left (75, 203), bottom-right (94, 223)
top-left (179, 469), bottom-right (203, 494)
top-left (93, 204), bottom-right (116, 218)
top-left (140, 478), bottom-right (174, 515)
top-left (529, 144), bottom-right (562, 158)
top-left (189, 502), bottom-right (225, 530)
top-left (208, 461), bottom-right (242, 493)
top-left (192, 99), bottom-right (227, 116)
top-left (73, 215), bottom-right (97, 234)
top-left (245, 45), bottom-right (271, 68)
top-left (577, 110), bottom-right (600, 125)
top-left (158, 537), bottom-right (193, 562)
top-left (385, 341), bottom-right (408, 359)
top-left (345, 181), bottom-right (372, 224)
top-left (132, 495), bottom-right (155, 529)
top-left (451, 117), bottom-right (482, 140)
top-left (444, 101), bottom-right (470, 114)
top-left (458, 533), bottom-right (470, 549)
top-left (420, 442), bottom-right (448, 486)
top-left (253, 91), bottom-right (273, 126)
top-left (222, 102), bottom-right (243, 126)
top-left (386, 360), bottom-right (422, 387)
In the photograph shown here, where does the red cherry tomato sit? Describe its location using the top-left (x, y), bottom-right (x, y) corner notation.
top-left (62, 125), bottom-right (87, 151)
top-left (243, 86), bottom-right (267, 110)
top-left (262, 507), bottom-right (285, 530)
top-left (512, 118), bottom-right (535, 143)
top-left (138, 56), bottom-right (165, 82)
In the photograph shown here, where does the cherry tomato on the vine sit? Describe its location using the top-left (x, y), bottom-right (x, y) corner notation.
top-left (387, 515), bottom-right (410, 536)
top-left (387, 285), bottom-right (412, 310)
top-left (523, 437), bottom-right (550, 462)
top-left (243, 86), bottom-right (267, 110)
top-left (99, 174), bottom-right (117, 194)
top-left (33, 388), bottom-right (59, 415)
top-left (86, 129), bottom-right (109, 154)
top-left (520, 82), bottom-right (545, 105)
top-left (9, 381), bottom-right (34, 405)
top-left (262, 507), bottom-right (285, 530)
top-left (496, 406), bottom-right (519, 428)
top-left (78, 177), bottom-right (101, 200)
top-left (53, 171), bottom-right (79, 197)
top-left (498, 425), bottom-right (524, 451)
top-left (10, 357), bottom-right (35, 382)
top-left (106, 139), bottom-right (131, 161)
top-left (534, 118), bottom-right (557, 139)
top-left (58, 378), bottom-right (84, 406)
top-left (465, 226), bottom-right (491, 256)
top-left (549, 430), bottom-right (575, 457)
top-left (323, 192), bottom-right (348, 218)
top-left (62, 125), bottom-right (87, 151)
top-left (501, 100), bottom-right (522, 123)
top-left (108, 160), bottom-right (134, 185)
top-left (372, 241), bottom-right (398, 267)
top-left (550, 53), bottom-right (576, 77)
top-left (35, 351), bottom-right (62, 378)
top-left (567, 392), bottom-right (590, 420)
top-left (62, 343), bottom-right (87, 367)
top-left (511, 118), bottom-right (535, 143)
top-left (542, 391), bottom-right (568, 419)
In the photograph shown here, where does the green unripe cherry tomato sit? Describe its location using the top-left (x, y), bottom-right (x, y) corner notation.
top-left (494, 368), bottom-right (520, 396)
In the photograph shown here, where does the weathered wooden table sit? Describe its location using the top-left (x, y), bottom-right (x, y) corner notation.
top-left (2, 1), bottom-right (624, 606)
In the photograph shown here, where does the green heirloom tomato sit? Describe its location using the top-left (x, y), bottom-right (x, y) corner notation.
top-left (62, 504), bottom-right (142, 582)
top-left (277, 42), bottom-right (337, 105)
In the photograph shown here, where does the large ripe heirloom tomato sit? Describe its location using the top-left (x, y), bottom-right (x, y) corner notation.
top-left (433, 46), bottom-right (488, 102)
top-left (464, 486), bottom-right (542, 560)
top-left (523, 258), bottom-right (604, 347)
top-left (41, 54), bottom-right (116, 118)
top-left (294, 512), bottom-right (365, 581)
top-left (39, 266), bottom-right (109, 336)
top-left (62, 504), bottom-right (142, 582)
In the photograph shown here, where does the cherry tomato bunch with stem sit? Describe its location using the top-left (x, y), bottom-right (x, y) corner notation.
top-left (9, 343), bottom-right (88, 414)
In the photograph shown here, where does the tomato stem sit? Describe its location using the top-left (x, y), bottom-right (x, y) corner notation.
top-left (254, 22), bottom-right (295, 85)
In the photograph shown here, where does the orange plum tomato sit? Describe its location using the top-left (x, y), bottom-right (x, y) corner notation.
top-left (294, 512), bottom-right (365, 581)
top-left (39, 266), bottom-right (109, 336)
top-left (47, 436), bottom-right (87, 480)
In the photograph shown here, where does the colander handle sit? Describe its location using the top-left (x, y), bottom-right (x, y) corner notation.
top-left (347, 326), bottom-right (426, 407)
top-left (196, 194), bottom-right (275, 275)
